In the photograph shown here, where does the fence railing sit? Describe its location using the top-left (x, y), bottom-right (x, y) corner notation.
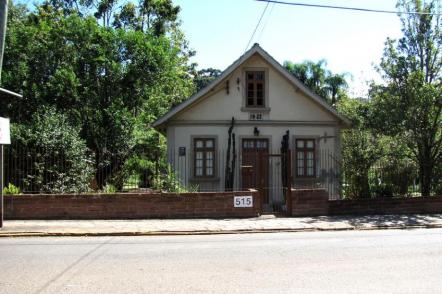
top-left (340, 162), bottom-right (422, 200)
top-left (1, 145), bottom-right (431, 200)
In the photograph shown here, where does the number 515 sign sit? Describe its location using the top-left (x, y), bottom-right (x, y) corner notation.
top-left (234, 196), bottom-right (253, 208)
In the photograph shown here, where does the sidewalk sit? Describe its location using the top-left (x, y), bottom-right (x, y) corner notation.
top-left (2, 214), bottom-right (442, 237)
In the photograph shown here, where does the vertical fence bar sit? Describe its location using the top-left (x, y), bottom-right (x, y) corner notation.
top-left (286, 150), bottom-right (292, 216)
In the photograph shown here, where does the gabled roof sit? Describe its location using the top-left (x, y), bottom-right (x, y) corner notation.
top-left (153, 43), bottom-right (351, 128)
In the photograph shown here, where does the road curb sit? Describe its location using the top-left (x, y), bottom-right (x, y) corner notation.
top-left (1, 224), bottom-right (442, 237)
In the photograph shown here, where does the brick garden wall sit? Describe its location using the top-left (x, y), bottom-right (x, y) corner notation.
top-left (4, 190), bottom-right (260, 220)
top-left (290, 189), bottom-right (330, 216)
top-left (329, 197), bottom-right (442, 215)
top-left (7, 188), bottom-right (442, 219)
top-left (290, 188), bottom-right (442, 216)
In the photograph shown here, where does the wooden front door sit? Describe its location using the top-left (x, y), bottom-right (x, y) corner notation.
top-left (241, 138), bottom-right (269, 203)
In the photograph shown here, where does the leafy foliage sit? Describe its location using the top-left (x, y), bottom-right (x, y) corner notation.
top-left (369, 0), bottom-right (442, 196)
top-left (192, 67), bottom-right (222, 92)
top-left (45, 0), bottom-right (180, 35)
top-left (152, 165), bottom-right (198, 193)
top-left (102, 183), bottom-right (117, 194)
top-left (3, 183), bottom-right (21, 195)
top-left (337, 95), bottom-right (419, 199)
top-left (1, 1), bottom-right (195, 192)
top-left (337, 98), bottom-right (383, 198)
top-left (11, 107), bottom-right (94, 193)
top-left (284, 59), bottom-right (348, 105)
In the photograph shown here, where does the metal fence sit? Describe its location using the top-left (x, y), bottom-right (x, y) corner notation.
top-left (1, 144), bottom-right (429, 200)
top-left (340, 161), bottom-right (422, 200)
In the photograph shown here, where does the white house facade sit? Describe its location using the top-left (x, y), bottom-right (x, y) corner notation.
top-left (153, 44), bottom-right (350, 210)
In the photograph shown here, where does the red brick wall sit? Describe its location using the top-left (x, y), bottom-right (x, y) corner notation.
top-left (4, 190), bottom-right (260, 220)
top-left (290, 189), bottom-right (329, 216)
top-left (290, 188), bottom-right (442, 216)
top-left (329, 197), bottom-right (442, 215)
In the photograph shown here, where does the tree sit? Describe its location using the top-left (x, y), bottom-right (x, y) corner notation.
top-left (193, 67), bottom-right (221, 92)
top-left (306, 59), bottom-right (327, 95)
top-left (1, 1), bottom-right (195, 190)
top-left (44, 0), bottom-right (83, 16)
top-left (113, 2), bottom-right (137, 29)
top-left (325, 73), bottom-right (348, 105)
top-left (139, 0), bottom-right (180, 36)
top-left (284, 61), bottom-right (308, 84)
top-left (284, 59), bottom-right (348, 105)
top-left (112, 0), bottom-right (180, 35)
top-left (370, 0), bottom-right (442, 196)
top-left (94, 0), bottom-right (117, 27)
top-left (337, 97), bottom-right (384, 198)
top-left (41, 0), bottom-right (181, 34)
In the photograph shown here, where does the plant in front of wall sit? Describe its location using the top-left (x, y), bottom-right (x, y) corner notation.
top-left (3, 183), bottom-right (21, 195)
top-left (152, 164), bottom-right (189, 193)
top-left (102, 183), bottom-right (117, 194)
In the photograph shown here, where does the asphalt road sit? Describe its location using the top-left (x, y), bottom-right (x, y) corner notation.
top-left (1, 229), bottom-right (442, 294)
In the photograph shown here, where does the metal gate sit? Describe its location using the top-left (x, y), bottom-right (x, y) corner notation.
top-left (260, 152), bottom-right (292, 214)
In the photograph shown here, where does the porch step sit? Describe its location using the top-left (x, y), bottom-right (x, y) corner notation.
top-left (259, 212), bottom-right (288, 218)
top-left (258, 214), bottom-right (277, 219)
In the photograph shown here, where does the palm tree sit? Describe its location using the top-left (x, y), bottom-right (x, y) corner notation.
top-left (306, 59), bottom-right (327, 94)
top-left (284, 59), bottom-right (349, 105)
top-left (284, 60), bottom-right (328, 97)
top-left (325, 74), bottom-right (348, 105)
top-left (283, 61), bottom-right (308, 84)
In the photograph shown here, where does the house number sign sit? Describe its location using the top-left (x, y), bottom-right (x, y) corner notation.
top-left (234, 196), bottom-right (253, 208)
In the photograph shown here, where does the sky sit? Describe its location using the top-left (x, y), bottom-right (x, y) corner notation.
top-left (173, 0), bottom-right (404, 97)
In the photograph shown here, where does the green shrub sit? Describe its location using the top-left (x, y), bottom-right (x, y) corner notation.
top-left (152, 164), bottom-right (198, 193)
top-left (3, 183), bottom-right (21, 195)
top-left (102, 183), bottom-right (117, 194)
top-left (11, 107), bottom-right (94, 194)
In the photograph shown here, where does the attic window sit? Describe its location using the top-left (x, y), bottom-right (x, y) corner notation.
top-left (246, 71), bottom-right (265, 107)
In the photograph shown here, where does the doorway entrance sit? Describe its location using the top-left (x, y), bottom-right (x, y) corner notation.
top-left (241, 138), bottom-right (292, 214)
top-left (241, 138), bottom-right (270, 207)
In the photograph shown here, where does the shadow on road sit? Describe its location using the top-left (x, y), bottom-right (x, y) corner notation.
top-left (299, 214), bottom-right (442, 228)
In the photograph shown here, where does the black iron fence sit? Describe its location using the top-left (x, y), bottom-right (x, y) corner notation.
top-left (340, 161), bottom-right (422, 200)
top-left (1, 144), bottom-right (434, 200)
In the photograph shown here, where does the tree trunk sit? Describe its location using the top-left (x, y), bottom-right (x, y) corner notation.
top-left (420, 163), bottom-right (433, 197)
top-left (356, 169), bottom-right (370, 198)
top-left (418, 144), bottom-right (435, 197)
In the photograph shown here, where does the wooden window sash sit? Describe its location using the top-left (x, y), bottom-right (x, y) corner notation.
top-left (194, 138), bottom-right (216, 178)
top-left (246, 71), bottom-right (265, 107)
top-left (295, 139), bottom-right (316, 178)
